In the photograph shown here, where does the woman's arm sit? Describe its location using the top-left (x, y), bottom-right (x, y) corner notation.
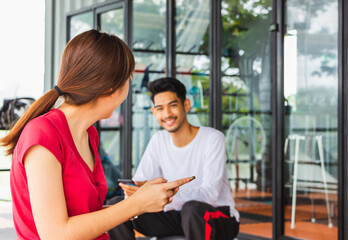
top-left (24, 145), bottom-right (186, 240)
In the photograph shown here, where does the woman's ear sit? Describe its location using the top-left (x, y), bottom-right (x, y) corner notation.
top-left (184, 99), bottom-right (191, 113)
top-left (108, 88), bottom-right (116, 96)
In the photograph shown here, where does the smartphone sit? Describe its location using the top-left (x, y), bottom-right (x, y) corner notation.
top-left (118, 178), bottom-right (136, 186)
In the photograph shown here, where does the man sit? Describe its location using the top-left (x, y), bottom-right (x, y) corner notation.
top-left (108, 77), bottom-right (239, 240)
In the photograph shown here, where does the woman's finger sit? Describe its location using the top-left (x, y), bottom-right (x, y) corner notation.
top-left (172, 187), bottom-right (179, 196)
top-left (164, 177), bottom-right (194, 190)
top-left (149, 177), bottom-right (167, 184)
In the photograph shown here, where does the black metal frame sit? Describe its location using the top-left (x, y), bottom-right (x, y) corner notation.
top-left (49, 0), bottom-right (57, 89)
top-left (272, 0), bottom-right (285, 238)
top-left (338, 0), bottom-right (348, 239)
top-left (166, 0), bottom-right (175, 78)
top-left (209, 0), bottom-right (222, 130)
top-left (122, 0), bottom-right (133, 178)
top-left (64, 0), bottom-right (347, 239)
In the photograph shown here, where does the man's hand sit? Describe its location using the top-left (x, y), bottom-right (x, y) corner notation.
top-left (119, 181), bottom-right (147, 197)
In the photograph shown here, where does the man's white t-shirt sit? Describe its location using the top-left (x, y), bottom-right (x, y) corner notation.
top-left (133, 126), bottom-right (240, 221)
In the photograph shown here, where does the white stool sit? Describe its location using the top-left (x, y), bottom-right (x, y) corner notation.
top-left (284, 134), bottom-right (333, 229)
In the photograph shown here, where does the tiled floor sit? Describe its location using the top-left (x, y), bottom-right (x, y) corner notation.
top-left (0, 202), bottom-right (16, 239)
top-left (234, 188), bottom-right (338, 240)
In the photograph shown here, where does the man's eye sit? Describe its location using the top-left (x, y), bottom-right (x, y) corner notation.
top-left (170, 104), bottom-right (177, 107)
top-left (156, 108), bottom-right (163, 111)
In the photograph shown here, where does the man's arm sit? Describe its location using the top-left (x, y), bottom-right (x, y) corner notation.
top-left (119, 181), bottom-right (146, 197)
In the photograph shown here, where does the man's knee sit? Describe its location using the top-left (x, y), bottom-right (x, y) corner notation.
top-left (181, 200), bottom-right (213, 220)
top-left (182, 200), bottom-right (212, 210)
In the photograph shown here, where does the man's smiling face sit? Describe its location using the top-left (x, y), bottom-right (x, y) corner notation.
top-left (152, 91), bottom-right (190, 133)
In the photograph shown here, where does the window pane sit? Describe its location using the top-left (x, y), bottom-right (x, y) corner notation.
top-left (221, 0), bottom-right (273, 238)
top-left (176, 0), bottom-right (210, 127)
top-left (99, 7), bottom-right (124, 128)
top-left (284, 1), bottom-right (338, 239)
top-left (70, 12), bottom-right (93, 39)
top-left (132, 0), bottom-right (166, 172)
top-left (99, 131), bottom-right (122, 199)
top-left (98, 7), bottom-right (125, 199)
top-left (100, 8), bottom-right (124, 39)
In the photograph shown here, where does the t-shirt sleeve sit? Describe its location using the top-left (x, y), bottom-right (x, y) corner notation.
top-left (15, 117), bottom-right (63, 165)
top-left (132, 133), bottom-right (162, 181)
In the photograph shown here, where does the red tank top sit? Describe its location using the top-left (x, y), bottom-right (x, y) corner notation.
top-left (10, 109), bottom-right (108, 239)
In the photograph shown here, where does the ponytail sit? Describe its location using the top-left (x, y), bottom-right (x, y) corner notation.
top-left (0, 89), bottom-right (60, 156)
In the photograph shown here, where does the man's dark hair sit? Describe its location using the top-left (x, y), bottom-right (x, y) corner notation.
top-left (147, 77), bottom-right (186, 103)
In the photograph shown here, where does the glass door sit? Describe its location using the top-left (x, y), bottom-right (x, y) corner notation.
top-left (221, 0), bottom-right (273, 238)
top-left (96, 3), bottom-right (126, 199)
top-left (283, 0), bottom-right (338, 239)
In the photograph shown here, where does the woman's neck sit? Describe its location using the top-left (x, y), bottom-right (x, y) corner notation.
top-left (58, 103), bottom-right (97, 142)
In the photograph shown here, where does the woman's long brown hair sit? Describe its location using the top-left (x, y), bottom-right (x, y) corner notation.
top-left (0, 29), bottom-right (134, 156)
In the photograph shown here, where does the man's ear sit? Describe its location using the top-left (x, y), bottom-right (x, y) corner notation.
top-left (184, 99), bottom-right (191, 113)
top-left (152, 107), bottom-right (155, 114)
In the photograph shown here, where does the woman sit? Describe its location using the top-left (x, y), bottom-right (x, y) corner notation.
top-left (0, 29), bottom-right (191, 240)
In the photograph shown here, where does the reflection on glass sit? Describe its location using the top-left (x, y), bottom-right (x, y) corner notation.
top-left (99, 8), bottom-right (125, 128)
top-left (132, 0), bottom-right (166, 171)
top-left (284, 1), bottom-right (338, 239)
top-left (221, 0), bottom-right (273, 238)
top-left (100, 8), bottom-right (124, 39)
top-left (70, 12), bottom-right (93, 39)
top-left (99, 131), bottom-right (121, 199)
top-left (176, 0), bottom-right (210, 127)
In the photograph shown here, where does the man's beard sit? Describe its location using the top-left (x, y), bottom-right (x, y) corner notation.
top-left (164, 115), bottom-right (186, 133)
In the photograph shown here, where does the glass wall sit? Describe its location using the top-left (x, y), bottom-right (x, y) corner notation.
top-left (283, 0), bottom-right (338, 239)
top-left (221, 0), bottom-right (273, 238)
top-left (64, 1), bottom-right (347, 238)
top-left (131, 0), bottom-right (166, 171)
top-left (175, 0), bottom-right (210, 127)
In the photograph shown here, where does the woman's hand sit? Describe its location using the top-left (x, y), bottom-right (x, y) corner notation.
top-left (129, 177), bottom-right (191, 214)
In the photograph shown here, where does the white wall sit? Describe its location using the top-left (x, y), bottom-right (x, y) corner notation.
top-left (0, 1), bottom-right (45, 101)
